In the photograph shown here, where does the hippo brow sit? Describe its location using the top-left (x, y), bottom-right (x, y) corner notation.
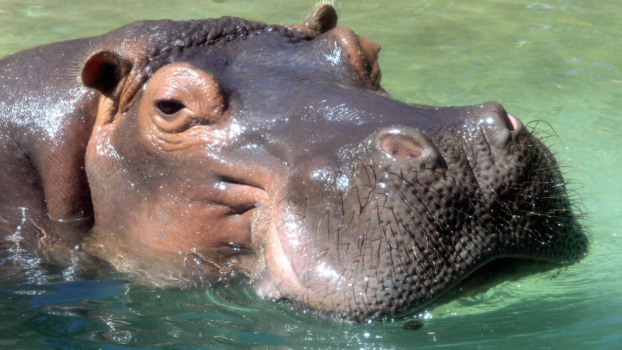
top-left (110, 16), bottom-right (313, 75)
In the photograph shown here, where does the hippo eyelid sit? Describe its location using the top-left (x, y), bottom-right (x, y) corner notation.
top-left (155, 99), bottom-right (186, 116)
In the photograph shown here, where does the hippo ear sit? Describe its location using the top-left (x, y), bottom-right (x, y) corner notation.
top-left (81, 50), bottom-right (132, 96)
top-left (303, 4), bottom-right (338, 35)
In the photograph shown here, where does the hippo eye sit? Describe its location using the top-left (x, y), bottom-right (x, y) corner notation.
top-left (155, 100), bottom-right (186, 116)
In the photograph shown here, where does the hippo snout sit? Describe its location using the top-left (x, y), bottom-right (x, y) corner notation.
top-left (259, 98), bottom-right (586, 320)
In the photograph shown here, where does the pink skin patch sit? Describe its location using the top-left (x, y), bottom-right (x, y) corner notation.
top-left (506, 114), bottom-right (519, 131)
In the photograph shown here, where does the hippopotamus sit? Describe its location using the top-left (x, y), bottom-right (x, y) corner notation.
top-left (0, 5), bottom-right (587, 320)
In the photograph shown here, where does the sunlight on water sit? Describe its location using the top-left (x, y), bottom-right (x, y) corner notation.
top-left (1, 0), bottom-right (620, 348)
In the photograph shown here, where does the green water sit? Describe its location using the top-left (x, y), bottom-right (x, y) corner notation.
top-left (0, 0), bottom-right (620, 348)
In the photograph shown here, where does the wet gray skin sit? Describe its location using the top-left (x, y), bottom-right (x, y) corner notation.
top-left (0, 5), bottom-right (587, 321)
top-left (188, 24), bottom-right (587, 319)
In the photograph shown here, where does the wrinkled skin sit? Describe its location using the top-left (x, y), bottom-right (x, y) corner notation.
top-left (0, 5), bottom-right (587, 321)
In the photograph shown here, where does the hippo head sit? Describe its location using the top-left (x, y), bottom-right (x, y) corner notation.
top-left (80, 5), bottom-right (587, 320)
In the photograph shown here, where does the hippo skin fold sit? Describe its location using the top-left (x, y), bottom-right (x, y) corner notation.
top-left (0, 5), bottom-right (587, 321)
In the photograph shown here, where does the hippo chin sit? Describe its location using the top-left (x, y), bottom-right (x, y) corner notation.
top-left (0, 5), bottom-right (587, 321)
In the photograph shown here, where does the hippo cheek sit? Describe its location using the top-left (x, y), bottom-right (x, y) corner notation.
top-left (86, 124), bottom-right (271, 259)
top-left (124, 156), bottom-right (278, 253)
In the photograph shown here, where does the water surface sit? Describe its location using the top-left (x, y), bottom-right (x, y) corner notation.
top-left (1, 0), bottom-right (620, 348)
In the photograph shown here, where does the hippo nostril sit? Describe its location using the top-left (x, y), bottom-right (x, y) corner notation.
top-left (477, 102), bottom-right (521, 133)
top-left (505, 114), bottom-right (519, 131)
top-left (380, 134), bottom-right (423, 159)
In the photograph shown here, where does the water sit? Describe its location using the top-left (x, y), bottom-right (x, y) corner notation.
top-left (1, 0), bottom-right (620, 348)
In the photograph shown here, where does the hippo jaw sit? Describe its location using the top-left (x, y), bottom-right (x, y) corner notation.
top-left (252, 103), bottom-right (588, 321)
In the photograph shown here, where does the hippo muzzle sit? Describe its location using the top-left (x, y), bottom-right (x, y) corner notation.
top-left (253, 96), bottom-right (586, 319)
